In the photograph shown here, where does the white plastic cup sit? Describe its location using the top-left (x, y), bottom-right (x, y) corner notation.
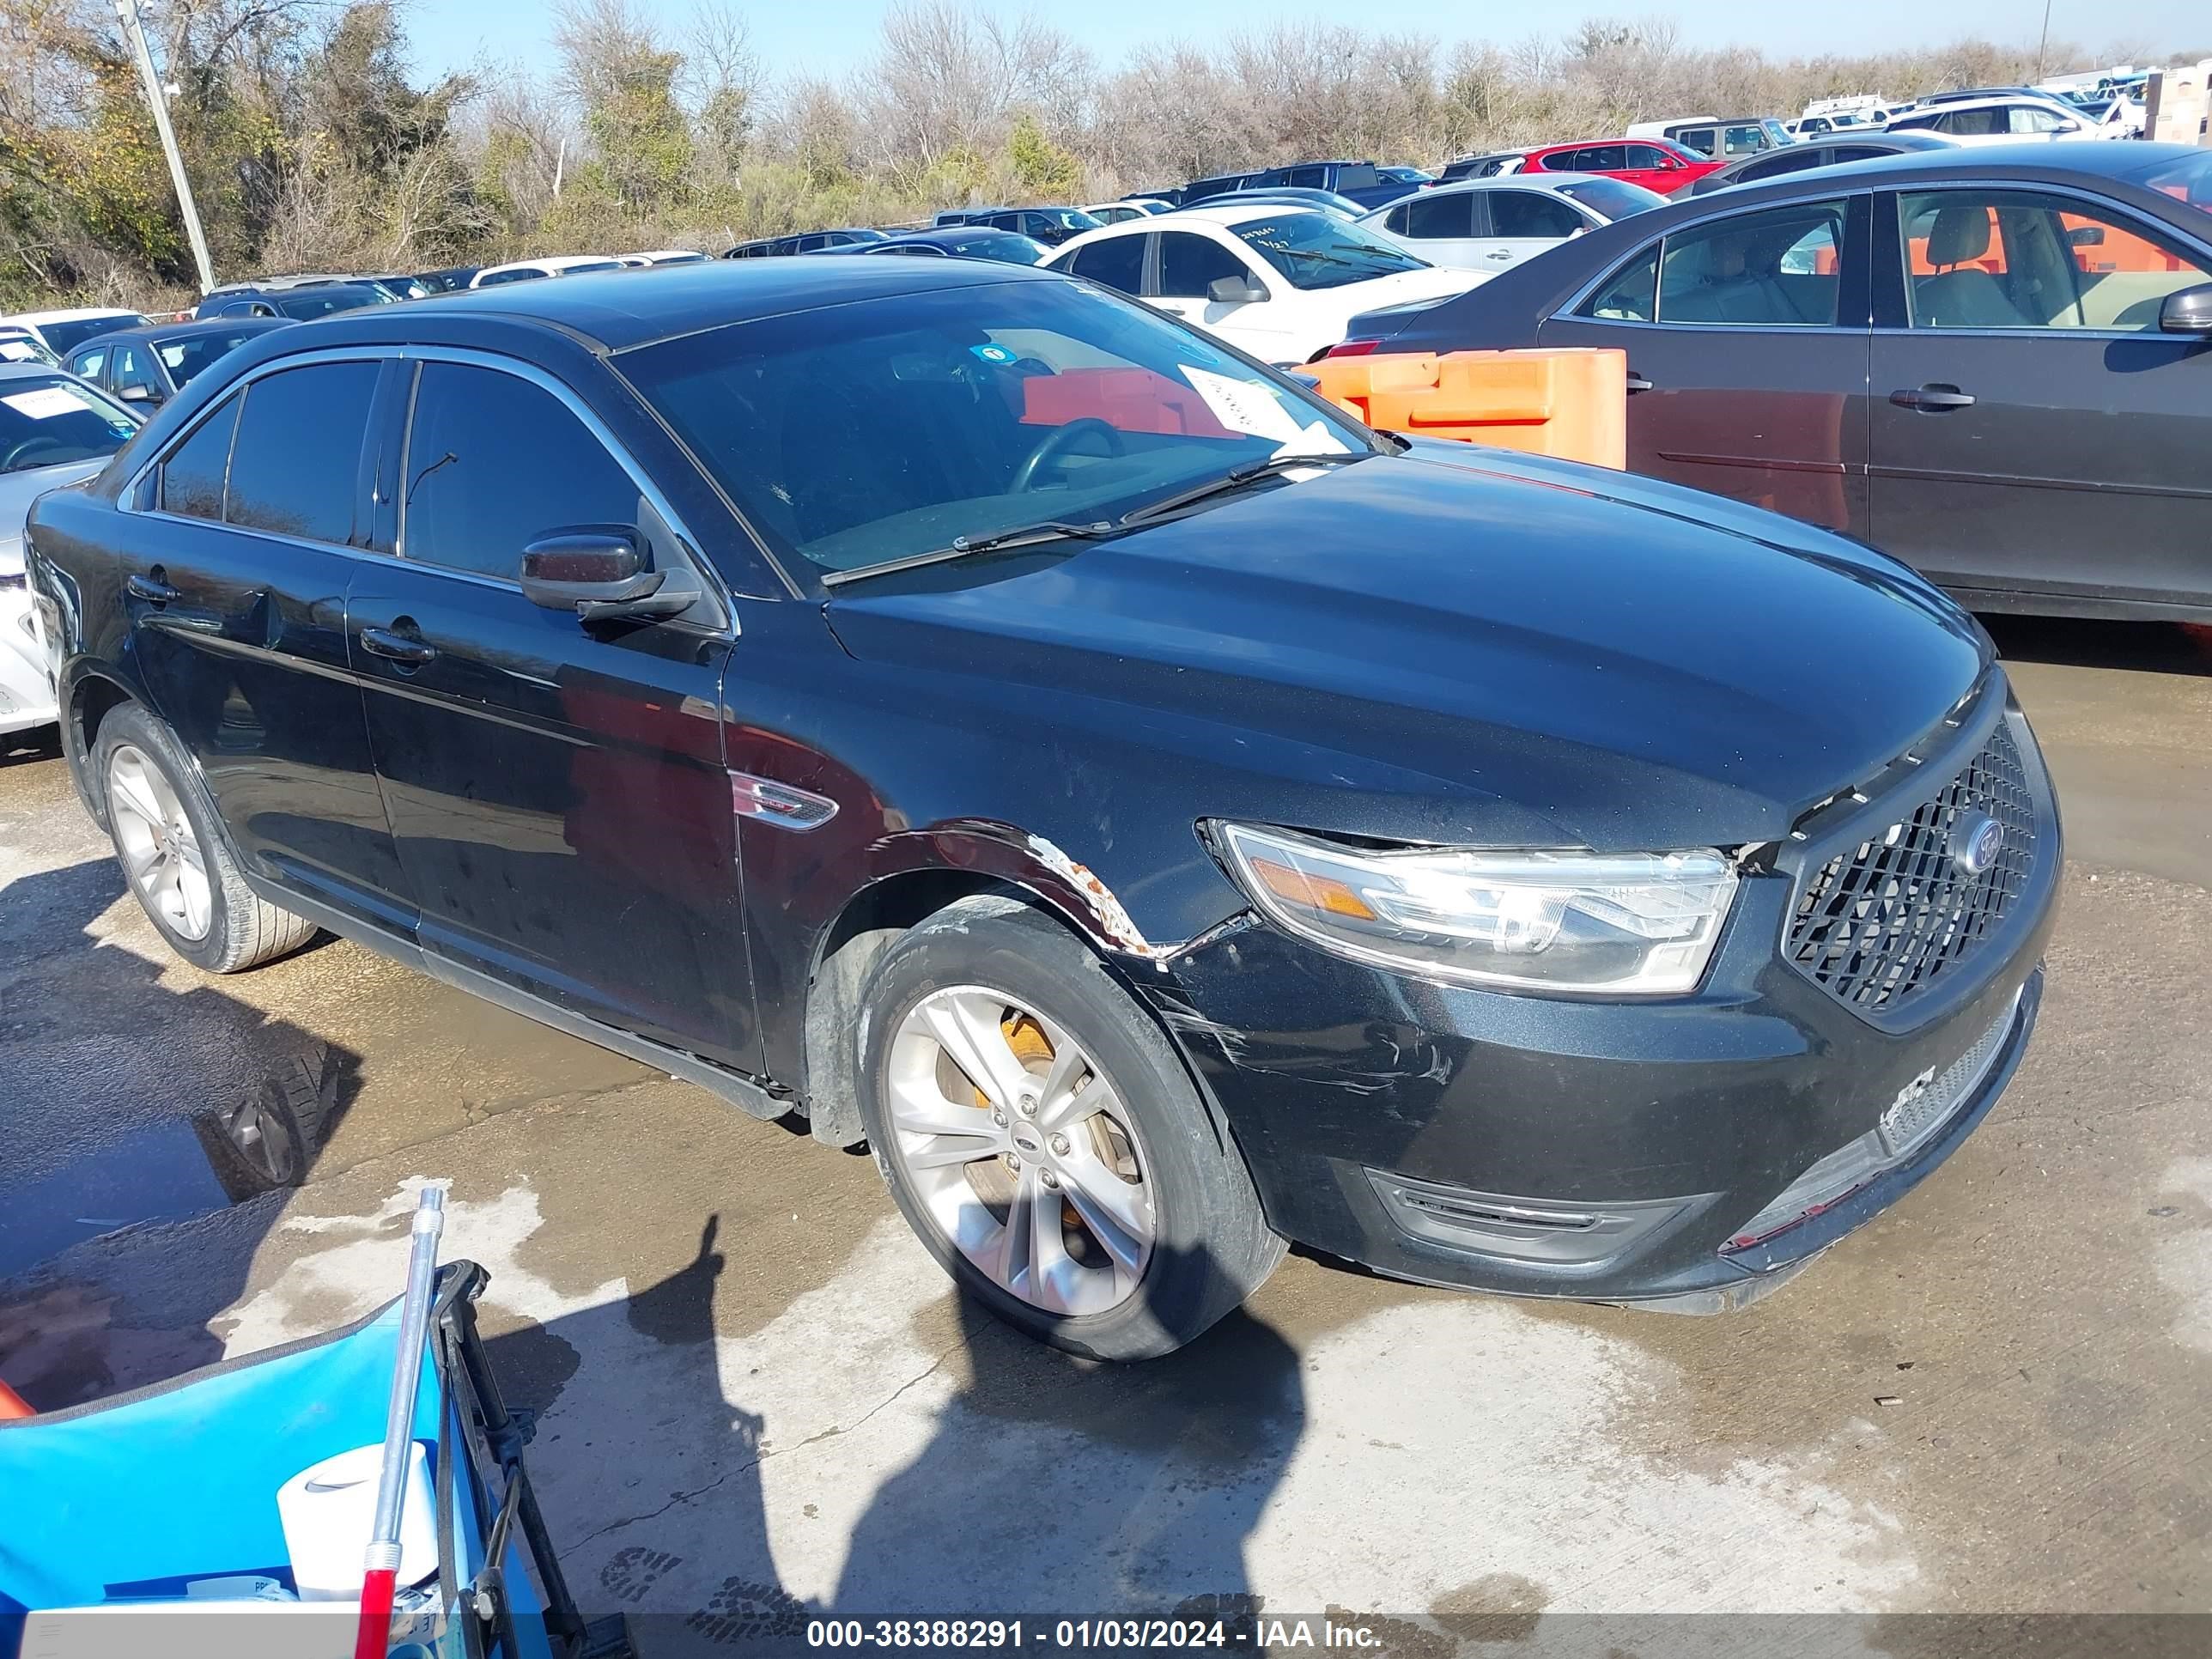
top-left (276, 1442), bottom-right (437, 1601)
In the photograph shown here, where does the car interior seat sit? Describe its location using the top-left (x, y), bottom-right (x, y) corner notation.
top-left (1914, 209), bottom-right (2033, 327)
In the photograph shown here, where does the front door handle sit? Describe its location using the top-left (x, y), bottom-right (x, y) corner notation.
top-left (1626, 373), bottom-right (1653, 393)
top-left (126, 572), bottom-right (181, 605)
top-left (1486, 250), bottom-right (1515, 260)
top-left (1891, 384), bottom-right (1977, 411)
top-left (359, 626), bottom-right (437, 665)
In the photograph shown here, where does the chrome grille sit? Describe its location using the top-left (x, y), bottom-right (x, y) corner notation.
top-left (1787, 721), bottom-right (2038, 1018)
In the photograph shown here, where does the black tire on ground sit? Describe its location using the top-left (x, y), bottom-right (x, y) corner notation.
top-left (91, 702), bottom-right (319, 974)
top-left (855, 894), bottom-right (1286, 1361)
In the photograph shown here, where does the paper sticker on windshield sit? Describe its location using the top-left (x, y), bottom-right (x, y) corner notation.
top-left (970, 343), bottom-right (1018, 365)
top-left (2, 386), bottom-right (95, 421)
top-left (1178, 366), bottom-right (1308, 444)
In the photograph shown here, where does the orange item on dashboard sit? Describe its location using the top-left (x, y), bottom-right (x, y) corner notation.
top-left (1019, 368), bottom-right (1236, 439)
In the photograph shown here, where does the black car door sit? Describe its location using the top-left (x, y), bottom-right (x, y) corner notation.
top-left (123, 355), bottom-right (414, 929)
top-left (1868, 185), bottom-right (2212, 608)
top-left (1540, 192), bottom-right (1875, 538)
top-left (349, 353), bottom-right (757, 1071)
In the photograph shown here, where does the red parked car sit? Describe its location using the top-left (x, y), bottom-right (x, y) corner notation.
top-left (1518, 139), bottom-right (1726, 197)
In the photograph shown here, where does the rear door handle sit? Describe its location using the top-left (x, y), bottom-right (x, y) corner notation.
top-left (126, 573), bottom-right (180, 605)
top-left (1626, 373), bottom-right (1653, 393)
top-left (1891, 385), bottom-right (1977, 411)
top-left (359, 626), bottom-right (437, 665)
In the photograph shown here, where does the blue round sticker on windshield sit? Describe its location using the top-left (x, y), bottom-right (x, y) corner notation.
top-left (970, 343), bottom-right (1016, 364)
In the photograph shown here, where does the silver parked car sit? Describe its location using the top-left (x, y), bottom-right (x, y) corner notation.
top-left (1358, 173), bottom-right (1668, 275)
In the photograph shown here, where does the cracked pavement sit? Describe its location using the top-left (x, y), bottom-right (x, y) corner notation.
top-left (2, 616), bottom-right (2209, 1651)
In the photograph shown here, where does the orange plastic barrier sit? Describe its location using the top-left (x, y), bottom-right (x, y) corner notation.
top-left (1304, 348), bottom-right (1627, 469)
top-left (0, 1377), bottom-right (33, 1419)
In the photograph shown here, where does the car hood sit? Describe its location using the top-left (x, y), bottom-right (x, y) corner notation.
top-left (0, 459), bottom-right (106, 540)
top-left (823, 448), bottom-right (1990, 851)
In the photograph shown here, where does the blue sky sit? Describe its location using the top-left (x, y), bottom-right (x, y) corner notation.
top-left (404, 1), bottom-right (2207, 87)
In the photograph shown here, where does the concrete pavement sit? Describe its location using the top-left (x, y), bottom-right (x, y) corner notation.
top-left (2, 618), bottom-right (2208, 1650)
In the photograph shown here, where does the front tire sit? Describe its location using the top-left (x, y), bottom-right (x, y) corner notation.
top-left (93, 703), bottom-right (318, 974)
top-left (856, 895), bottom-right (1285, 1360)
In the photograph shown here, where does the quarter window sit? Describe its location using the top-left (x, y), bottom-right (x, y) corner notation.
top-left (402, 363), bottom-right (640, 580)
top-left (1657, 200), bottom-right (1847, 325)
top-left (160, 397), bottom-right (240, 520)
top-left (1157, 232), bottom-right (1249, 298)
top-left (224, 362), bottom-right (380, 543)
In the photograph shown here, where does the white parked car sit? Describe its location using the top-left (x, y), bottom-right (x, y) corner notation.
top-left (0, 364), bottom-right (143, 737)
top-left (0, 307), bottom-right (153, 358)
top-left (1047, 205), bottom-right (1485, 366)
top-left (1358, 173), bottom-right (1667, 276)
top-left (1080, 200), bottom-right (1175, 224)
top-left (1886, 94), bottom-right (2118, 145)
top-left (469, 255), bottom-right (626, 288)
top-left (617, 249), bottom-right (709, 267)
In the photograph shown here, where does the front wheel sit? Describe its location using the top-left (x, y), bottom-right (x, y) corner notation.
top-left (856, 896), bottom-right (1285, 1360)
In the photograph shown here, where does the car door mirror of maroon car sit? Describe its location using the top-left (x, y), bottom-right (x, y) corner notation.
top-left (2158, 283), bottom-right (2212, 337)
top-left (519, 527), bottom-right (701, 622)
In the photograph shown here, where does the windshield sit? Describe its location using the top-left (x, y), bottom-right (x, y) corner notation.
top-left (277, 287), bottom-right (380, 319)
top-left (40, 315), bottom-right (144, 356)
top-left (1558, 179), bottom-right (1667, 221)
top-left (618, 279), bottom-right (1368, 580)
top-left (0, 332), bottom-right (59, 368)
top-left (559, 259), bottom-right (625, 275)
top-left (2135, 150), bottom-right (2212, 224)
top-left (0, 374), bottom-right (137, 473)
top-left (1231, 215), bottom-right (1427, 288)
top-left (157, 327), bottom-right (267, 386)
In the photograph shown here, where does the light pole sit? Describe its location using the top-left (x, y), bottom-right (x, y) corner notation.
top-left (2035, 0), bottom-right (2055, 82)
top-left (113, 0), bottom-right (215, 293)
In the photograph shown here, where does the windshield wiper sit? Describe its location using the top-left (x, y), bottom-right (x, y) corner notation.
top-left (819, 519), bottom-right (1121, 588)
top-left (1121, 451), bottom-right (1370, 526)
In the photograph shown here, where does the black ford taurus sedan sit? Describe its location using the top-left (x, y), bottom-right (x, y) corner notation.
top-left (1342, 143), bottom-right (2212, 624)
top-left (26, 258), bottom-right (2059, 1358)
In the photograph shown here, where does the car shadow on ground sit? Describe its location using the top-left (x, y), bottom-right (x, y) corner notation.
top-left (481, 1215), bottom-right (1306, 1650)
top-left (1983, 613), bottom-right (2212, 676)
top-left (0, 858), bottom-right (362, 1405)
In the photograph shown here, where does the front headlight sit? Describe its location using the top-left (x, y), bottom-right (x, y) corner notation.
top-left (1217, 823), bottom-right (1738, 996)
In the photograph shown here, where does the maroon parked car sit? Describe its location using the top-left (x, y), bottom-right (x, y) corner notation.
top-left (1341, 143), bottom-right (2212, 623)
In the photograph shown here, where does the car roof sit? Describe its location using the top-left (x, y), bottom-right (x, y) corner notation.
top-left (1, 307), bottom-right (143, 325)
top-left (1412, 171), bottom-right (1610, 197)
top-left (0, 359), bottom-right (76, 382)
top-left (370, 256), bottom-right (1062, 352)
top-left (1138, 204), bottom-right (1318, 228)
top-left (69, 317), bottom-right (289, 347)
top-left (1803, 138), bottom-right (2196, 186)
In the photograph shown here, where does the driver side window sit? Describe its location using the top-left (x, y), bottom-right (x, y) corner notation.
top-left (1157, 233), bottom-right (1251, 299)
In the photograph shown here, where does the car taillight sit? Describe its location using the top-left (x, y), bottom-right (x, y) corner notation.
top-left (1324, 338), bottom-right (1382, 359)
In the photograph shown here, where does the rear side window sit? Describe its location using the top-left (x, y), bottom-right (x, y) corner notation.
top-left (1657, 200), bottom-right (1848, 325)
top-left (1157, 232), bottom-right (1249, 298)
top-left (160, 396), bottom-right (241, 520)
top-left (224, 362), bottom-right (380, 544)
top-left (1397, 191), bottom-right (1474, 240)
top-left (1741, 149), bottom-right (1826, 184)
top-left (401, 363), bottom-right (638, 580)
top-left (1489, 191), bottom-right (1583, 240)
top-left (1066, 234), bottom-right (1146, 294)
top-left (1286, 166), bottom-right (1329, 189)
top-left (1577, 245), bottom-right (1659, 322)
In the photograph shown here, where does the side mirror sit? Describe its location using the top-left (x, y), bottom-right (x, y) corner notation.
top-left (1208, 275), bottom-right (1267, 305)
top-left (117, 384), bottom-right (155, 403)
top-left (2159, 283), bottom-right (2212, 337)
top-left (520, 528), bottom-right (691, 622)
top-left (2067, 224), bottom-right (2106, 248)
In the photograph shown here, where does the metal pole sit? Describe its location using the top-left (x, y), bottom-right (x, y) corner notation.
top-left (112, 0), bottom-right (215, 294)
top-left (355, 1183), bottom-right (446, 1659)
top-left (2035, 0), bottom-right (2055, 82)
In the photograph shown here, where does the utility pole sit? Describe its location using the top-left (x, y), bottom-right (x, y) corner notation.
top-left (113, 0), bottom-right (215, 294)
top-left (2035, 0), bottom-right (2055, 81)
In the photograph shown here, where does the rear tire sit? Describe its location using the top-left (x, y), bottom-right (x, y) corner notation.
top-left (93, 703), bottom-right (318, 974)
top-left (856, 895), bottom-right (1285, 1360)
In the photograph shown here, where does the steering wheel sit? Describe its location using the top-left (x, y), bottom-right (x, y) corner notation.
top-left (1010, 417), bottom-right (1125, 493)
top-left (0, 436), bottom-right (64, 474)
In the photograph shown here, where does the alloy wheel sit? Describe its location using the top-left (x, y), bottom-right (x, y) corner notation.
top-left (106, 743), bottom-right (212, 942)
top-left (884, 986), bottom-right (1157, 1316)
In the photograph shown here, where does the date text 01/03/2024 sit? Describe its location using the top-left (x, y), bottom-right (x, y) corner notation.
top-left (804, 1616), bottom-right (1387, 1649)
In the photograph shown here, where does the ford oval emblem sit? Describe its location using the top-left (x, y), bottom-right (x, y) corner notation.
top-left (1954, 813), bottom-right (2005, 877)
